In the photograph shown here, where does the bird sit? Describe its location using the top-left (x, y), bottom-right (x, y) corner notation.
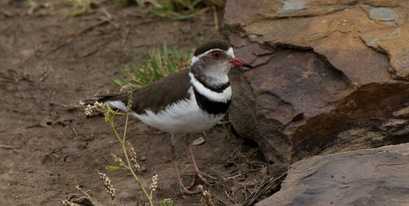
top-left (80, 40), bottom-right (253, 194)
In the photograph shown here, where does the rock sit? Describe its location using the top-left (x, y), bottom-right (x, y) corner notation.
top-left (256, 143), bottom-right (409, 206)
top-left (225, 0), bottom-right (409, 163)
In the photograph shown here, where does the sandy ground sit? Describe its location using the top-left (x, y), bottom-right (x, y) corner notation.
top-left (0, 1), bottom-right (282, 205)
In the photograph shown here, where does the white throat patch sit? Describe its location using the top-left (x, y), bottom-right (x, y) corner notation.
top-left (189, 72), bottom-right (231, 103)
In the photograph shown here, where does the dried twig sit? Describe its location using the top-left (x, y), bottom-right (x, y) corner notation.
top-left (242, 173), bottom-right (287, 206)
top-left (0, 145), bottom-right (19, 150)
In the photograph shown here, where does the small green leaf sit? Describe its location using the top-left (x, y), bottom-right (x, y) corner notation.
top-left (105, 165), bottom-right (121, 171)
top-left (159, 199), bottom-right (173, 206)
top-left (111, 77), bottom-right (127, 88)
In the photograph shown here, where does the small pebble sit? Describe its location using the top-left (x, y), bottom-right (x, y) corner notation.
top-left (192, 136), bottom-right (206, 146)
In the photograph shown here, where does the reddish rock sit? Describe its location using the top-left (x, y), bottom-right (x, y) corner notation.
top-left (226, 0), bottom-right (409, 163)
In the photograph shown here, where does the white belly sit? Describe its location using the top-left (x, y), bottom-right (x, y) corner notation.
top-left (133, 95), bottom-right (224, 134)
top-left (108, 85), bottom-right (230, 135)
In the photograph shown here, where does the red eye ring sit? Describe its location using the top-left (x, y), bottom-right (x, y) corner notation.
top-left (211, 51), bottom-right (223, 60)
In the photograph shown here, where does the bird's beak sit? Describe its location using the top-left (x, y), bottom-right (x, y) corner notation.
top-left (230, 58), bottom-right (253, 69)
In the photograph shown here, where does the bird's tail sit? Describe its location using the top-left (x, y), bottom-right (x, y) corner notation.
top-left (79, 98), bottom-right (100, 106)
top-left (80, 93), bottom-right (131, 116)
top-left (79, 93), bottom-right (128, 106)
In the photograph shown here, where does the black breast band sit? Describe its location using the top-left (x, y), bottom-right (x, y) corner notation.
top-left (193, 88), bottom-right (231, 115)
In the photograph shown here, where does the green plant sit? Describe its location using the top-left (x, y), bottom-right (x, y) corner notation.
top-left (84, 88), bottom-right (172, 205)
top-left (67, 0), bottom-right (93, 16)
top-left (112, 43), bottom-right (191, 88)
top-left (26, 0), bottom-right (37, 8)
top-left (148, 0), bottom-right (226, 20)
top-left (25, 0), bottom-right (38, 14)
top-left (102, 92), bottom-right (154, 205)
top-left (159, 198), bottom-right (174, 206)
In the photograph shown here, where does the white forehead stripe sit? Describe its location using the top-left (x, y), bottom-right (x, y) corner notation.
top-left (191, 56), bottom-right (199, 65)
top-left (190, 47), bottom-right (234, 66)
top-left (226, 47), bottom-right (235, 59)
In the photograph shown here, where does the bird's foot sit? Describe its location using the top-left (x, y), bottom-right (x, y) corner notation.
top-left (187, 170), bottom-right (216, 189)
top-left (195, 170), bottom-right (216, 186)
top-left (179, 185), bottom-right (201, 195)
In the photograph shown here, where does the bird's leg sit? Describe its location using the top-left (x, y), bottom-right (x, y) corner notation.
top-left (183, 134), bottom-right (216, 186)
top-left (170, 138), bottom-right (200, 195)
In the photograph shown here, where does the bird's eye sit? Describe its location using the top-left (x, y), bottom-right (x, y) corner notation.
top-left (211, 51), bottom-right (223, 60)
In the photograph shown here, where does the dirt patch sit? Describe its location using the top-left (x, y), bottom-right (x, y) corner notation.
top-left (0, 1), bottom-right (283, 205)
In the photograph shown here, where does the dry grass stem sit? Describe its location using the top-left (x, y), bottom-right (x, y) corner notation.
top-left (60, 200), bottom-right (80, 206)
top-left (127, 141), bottom-right (141, 172)
top-left (84, 102), bottom-right (105, 116)
top-left (198, 185), bottom-right (214, 206)
top-left (149, 172), bottom-right (158, 197)
top-left (98, 171), bottom-right (116, 200)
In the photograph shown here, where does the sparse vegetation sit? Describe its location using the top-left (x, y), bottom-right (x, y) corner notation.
top-left (112, 43), bottom-right (192, 88)
top-left (148, 0), bottom-right (226, 20)
top-left (5, 1), bottom-right (282, 205)
top-left (101, 95), bottom-right (153, 205)
top-left (26, 0), bottom-right (226, 18)
top-left (67, 0), bottom-right (93, 16)
top-left (159, 198), bottom-right (174, 206)
top-left (82, 87), bottom-right (172, 206)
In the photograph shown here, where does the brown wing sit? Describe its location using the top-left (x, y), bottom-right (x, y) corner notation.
top-left (82, 69), bottom-right (192, 114)
top-left (131, 69), bottom-right (191, 114)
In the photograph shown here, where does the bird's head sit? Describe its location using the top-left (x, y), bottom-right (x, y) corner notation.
top-left (190, 40), bottom-right (253, 85)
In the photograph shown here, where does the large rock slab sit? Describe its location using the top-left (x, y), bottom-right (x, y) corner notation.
top-left (256, 143), bottom-right (409, 206)
top-left (226, 0), bottom-right (409, 163)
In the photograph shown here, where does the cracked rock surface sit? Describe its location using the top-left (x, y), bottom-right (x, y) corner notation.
top-left (225, 0), bottom-right (409, 204)
top-left (226, 0), bottom-right (409, 163)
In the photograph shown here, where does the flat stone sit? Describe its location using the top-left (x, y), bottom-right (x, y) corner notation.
top-left (256, 143), bottom-right (409, 206)
top-left (368, 7), bottom-right (397, 22)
